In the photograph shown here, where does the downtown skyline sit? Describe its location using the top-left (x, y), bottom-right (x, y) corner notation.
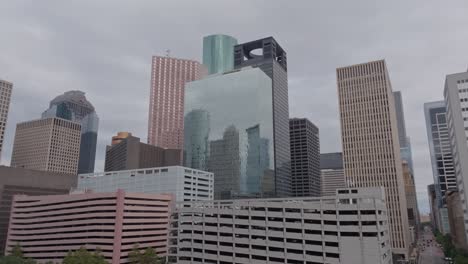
top-left (1, 1), bottom-right (468, 214)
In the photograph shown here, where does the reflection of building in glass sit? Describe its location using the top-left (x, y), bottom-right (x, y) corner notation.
top-left (184, 65), bottom-right (275, 199)
top-left (203, 34), bottom-right (238, 74)
top-left (234, 37), bottom-right (291, 197)
top-left (42, 91), bottom-right (99, 174)
top-left (245, 124), bottom-right (270, 195)
top-left (184, 109), bottom-right (210, 170)
top-left (208, 126), bottom-right (241, 199)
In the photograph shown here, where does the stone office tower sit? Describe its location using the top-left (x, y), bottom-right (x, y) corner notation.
top-left (148, 56), bottom-right (205, 150)
top-left (233, 37), bottom-right (291, 197)
top-left (337, 60), bottom-right (410, 259)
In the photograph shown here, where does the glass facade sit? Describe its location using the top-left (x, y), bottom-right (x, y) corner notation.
top-left (184, 67), bottom-right (274, 199)
top-left (203, 34), bottom-right (238, 75)
top-left (233, 37), bottom-right (291, 197)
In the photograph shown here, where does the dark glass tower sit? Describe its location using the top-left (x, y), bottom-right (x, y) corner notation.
top-left (42, 91), bottom-right (99, 174)
top-left (234, 37), bottom-right (291, 197)
top-left (289, 118), bottom-right (320, 197)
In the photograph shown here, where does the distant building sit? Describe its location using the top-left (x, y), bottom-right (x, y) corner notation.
top-left (5, 190), bottom-right (172, 264)
top-left (337, 60), bottom-right (410, 258)
top-left (203, 34), bottom-right (238, 74)
top-left (104, 132), bottom-right (181, 172)
top-left (403, 161), bottom-right (420, 243)
top-left (42, 91), bottom-right (99, 174)
top-left (428, 184), bottom-right (441, 231)
top-left (0, 79), bottom-right (12, 160)
top-left (444, 71), bottom-right (468, 242)
top-left (320, 152), bottom-right (345, 196)
top-left (10, 117), bottom-right (81, 174)
top-left (0, 166), bottom-right (77, 254)
top-left (289, 118), bottom-right (320, 197)
top-left (168, 187), bottom-right (392, 264)
top-left (148, 56), bottom-right (205, 150)
top-left (446, 190), bottom-right (468, 249)
top-left (78, 166), bottom-right (213, 203)
top-left (184, 37), bottom-right (290, 199)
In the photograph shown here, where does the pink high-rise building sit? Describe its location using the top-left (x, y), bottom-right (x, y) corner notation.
top-left (148, 56), bottom-right (205, 149)
top-left (5, 190), bottom-right (173, 264)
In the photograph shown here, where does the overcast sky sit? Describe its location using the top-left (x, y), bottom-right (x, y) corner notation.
top-left (1, 0), bottom-right (467, 213)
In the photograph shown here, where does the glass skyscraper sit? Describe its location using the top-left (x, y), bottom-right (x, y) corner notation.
top-left (424, 100), bottom-right (456, 234)
top-left (42, 91), bottom-right (99, 174)
top-left (202, 34), bottom-right (238, 74)
top-left (184, 37), bottom-right (290, 199)
top-left (184, 67), bottom-right (274, 199)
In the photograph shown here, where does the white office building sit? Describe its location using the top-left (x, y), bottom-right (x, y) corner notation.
top-left (78, 166), bottom-right (214, 202)
top-left (168, 187), bottom-right (391, 264)
top-left (444, 70), bottom-right (468, 242)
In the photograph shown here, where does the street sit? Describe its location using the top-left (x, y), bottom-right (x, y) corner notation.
top-left (418, 226), bottom-right (446, 264)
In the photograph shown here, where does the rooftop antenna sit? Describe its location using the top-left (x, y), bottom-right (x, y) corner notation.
top-left (166, 49), bottom-right (171, 57)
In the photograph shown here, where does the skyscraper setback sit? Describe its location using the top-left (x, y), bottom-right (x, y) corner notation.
top-left (337, 60), bottom-right (410, 258)
top-left (0, 80), bottom-right (12, 160)
top-left (148, 56), bottom-right (205, 149)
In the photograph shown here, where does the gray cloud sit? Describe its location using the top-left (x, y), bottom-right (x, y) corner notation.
top-left (1, 0), bottom-right (468, 213)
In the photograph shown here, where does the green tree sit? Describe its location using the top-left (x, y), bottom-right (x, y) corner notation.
top-left (0, 244), bottom-right (35, 264)
top-left (128, 245), bottom-right (165, 264)
top-left (62, 247), bottom-right (107, 264)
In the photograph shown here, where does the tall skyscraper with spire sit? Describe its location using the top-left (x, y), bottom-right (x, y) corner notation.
top-left (337, 60), bottom-right (410, 259)
top-left (42, 91), bottom-right (99, 174)
top-left (147, 56), bottom-right (205, 150)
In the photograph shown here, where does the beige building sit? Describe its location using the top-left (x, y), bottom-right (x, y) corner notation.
top-left (337, 60), bottom-right (410, 259)
top-left (11, 117), bottom-right (81, 174)
top-left (0, 80), bottom-right (12, 160)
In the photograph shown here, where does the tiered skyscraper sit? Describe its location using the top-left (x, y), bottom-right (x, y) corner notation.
top-left (184, 37), bottom-right (291, 199)
top-left (424, 100), bottom-right (456, 234)
top-left (42, 91), bottom-right (99, 173)
top-left (444, 70), bottom-right (468, 244)
top-left (337, 60), bottom-right (410, 258)
top-left (148, 56), bottom-right (205, 149)
top-left (289, 118), bottom-right (320, 197)
top-left (0, 80), bottom-right (12, 160)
